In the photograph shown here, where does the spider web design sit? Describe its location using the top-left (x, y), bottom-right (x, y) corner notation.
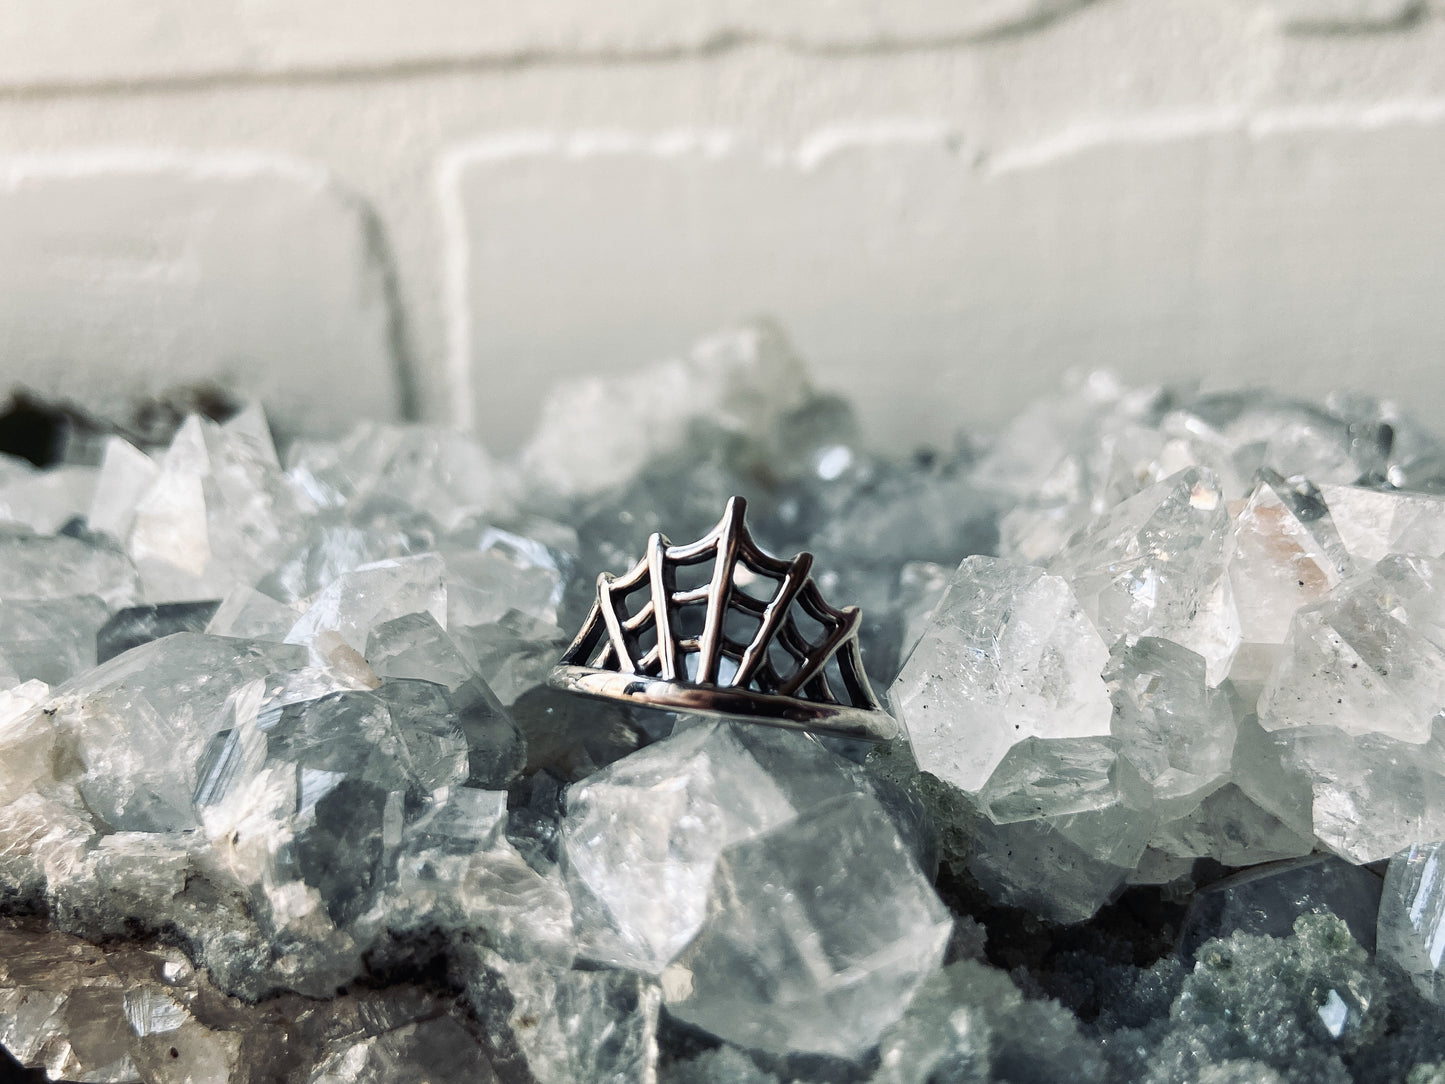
top-left (560, 497), bottom-right (884, 712)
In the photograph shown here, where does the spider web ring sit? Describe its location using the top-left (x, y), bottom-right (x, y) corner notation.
top-left (547, 495), bottom-right (898, 742)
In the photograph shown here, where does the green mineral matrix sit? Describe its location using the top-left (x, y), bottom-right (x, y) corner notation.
top-left (2, 325), bottom-right (1445, 1082)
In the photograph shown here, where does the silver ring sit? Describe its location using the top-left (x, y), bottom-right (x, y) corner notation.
top-left (548, 496), bottom-right (898, 743)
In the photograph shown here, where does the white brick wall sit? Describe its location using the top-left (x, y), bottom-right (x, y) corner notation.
top-left (0, 152), bottom-right (404, 435)
top-left (2, 0), bottom-right (1445, 451)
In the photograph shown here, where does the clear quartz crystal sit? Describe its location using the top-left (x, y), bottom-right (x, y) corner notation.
top-left (0, 595), bottom-right (108, 685)
top-left (206, 585), bottom-right (301, 639)
top-left (0, 528), bottom-right (139, 609)
top-left (1253, 555), bottom-right (1445, 861)
top-left (1259, 556), bottom-right (1445, 743)
top-left (1378, 841), bottom-right (1445, 1008)
top-left (1149, 783), bottom-right (1315, 869)
top-left (1051, 466), bottom-right (1239, 680)
top-left (1229, 472), bottom-right (1352, 684)
top-left (892, 555), bottom-right (1112, 794)
top-left (287, 422), bottom-right (503, 531)
top-left (561, 722), bottom-right (873, 975)
top-left (19, 358), bottom-right (1445, 1078)
top-left (442, 523), bottom-right (575, 629)
top-left (1105, 636), bottom-right (1235, 812)
top-left (663, 792), bottom-right (950, 1060)
top-left (521, 321), bottom-right (814, 498)
top-left (1320, 483), bottom-right (1445, 563)
top-left (965, 731), bottom-right (1163, 921)
top-left (88, 437), bottom-right (159, 541)
top-left (127, 412), bottom-right (314, 602)
top-left (48, 633), bottom-right (306, 833)
top-left (285, 554), bottom-right (448, 655)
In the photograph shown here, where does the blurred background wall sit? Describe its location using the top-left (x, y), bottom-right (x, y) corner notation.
top-left (2, 0), bottom-right (1444, 453)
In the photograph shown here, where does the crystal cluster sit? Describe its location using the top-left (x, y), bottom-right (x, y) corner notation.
top-left (891, 376), bottom-right (1445, 922)
top-left (4, 328), bottom-right (1445, 1080)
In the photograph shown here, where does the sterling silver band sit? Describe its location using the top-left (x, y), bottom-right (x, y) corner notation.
top-left (548, 665), bottom-right (900, 742)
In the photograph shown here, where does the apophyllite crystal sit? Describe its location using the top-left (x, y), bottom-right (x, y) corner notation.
top-left (892, 556), bottom-right (1112, 795)
top-left (8, 326), bottom-right (1445, 1080)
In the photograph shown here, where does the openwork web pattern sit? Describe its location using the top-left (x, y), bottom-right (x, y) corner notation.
top-left (560, 497), bottom-right (883, 713)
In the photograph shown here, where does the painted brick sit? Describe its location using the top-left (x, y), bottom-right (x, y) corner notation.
top-left (445, 118), bottom-right (1445, 453)
top-left (0, 0), bottom-right (1088, 89)
top-left (0, 154), bottom-right (404, 436)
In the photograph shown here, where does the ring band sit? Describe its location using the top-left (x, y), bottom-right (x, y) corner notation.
top-left (548, 496), bottom-right (898, 743)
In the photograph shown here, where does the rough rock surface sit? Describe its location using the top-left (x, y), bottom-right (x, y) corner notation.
top-left (3, 329), bottom-right (1445, 1079)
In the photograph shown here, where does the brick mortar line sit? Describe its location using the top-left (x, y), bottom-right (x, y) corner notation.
top-left (0, 11), bottom-right (1147, 102)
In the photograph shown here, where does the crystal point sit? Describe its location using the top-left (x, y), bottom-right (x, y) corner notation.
top-left (664, 792), bottom-right (949, 1059)
top-left (892, 555), bottom-right (1112, 795)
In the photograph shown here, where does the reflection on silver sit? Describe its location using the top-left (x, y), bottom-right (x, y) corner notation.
top-left (548, 496), bottom-right (898, 742)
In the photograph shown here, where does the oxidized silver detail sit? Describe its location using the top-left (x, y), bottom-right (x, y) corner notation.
top-left (548, 496), bottom-right (898, 742)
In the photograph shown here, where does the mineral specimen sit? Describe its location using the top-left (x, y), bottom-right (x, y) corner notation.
top-left (662, 791), bottom-right (950, 1059)
top-left (5, 327), bottom-right (1445, 1080)
top-left (892, 555), bottom-right (1112, 794)
top-left (1379, 841), bottom-right (1445, 1007)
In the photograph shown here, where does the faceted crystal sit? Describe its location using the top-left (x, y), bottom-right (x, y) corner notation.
top-left (465, 950), bottom-right (660, 1084)
top-left (522, 321), bottom-right (814, 498)
top-left (1150, 783), bottom-right (1315, 869)
top-left (206, 586), bottom-right (300, 640)
top-left (127, 413), bottom-right (314, 602)
top-left (1259, 556), bottom-right (1445, 743)
top-left (0, 528), bottom-right (138, 609)
top-left (287, 422), bottom-right (502, 532)
top-left (892, 555), bottom-right (1111, 794)
top-left (46, 633), bottom-right (304, 833)
top-left (967, 801), bottom-right (1156, 923)
top-left (443, 524), bottom-right (576, 629)
top-left (1105, 636), bottom-right (1235, 811)
top-left (1229, 472), bottom-right (1352, 686)
top-left (87, 436), bottom-right (158, 541)
top-left (1280, 722), bottom-right (1445, 864)
top-left (1051, 466), bottom-right (1238, 679)
top-left (1320, 483), bottom-right (1445, 563)
top-left (0, 595), bottom-right (109, 685)
top-left (257, 518), bottom-right (437, 607)
top-left (460, 610), bottom-right (568, 706)
top-left (285, 554), bottom-right (447, 655)
top-left (977, 736), bottom-right (1124, 825)
top-left (964, 731), bottom-right (1159, 918)
top-left (561, 722), bottom-right (873, 975)
top-left (1378, 841), bottom-right (1445, 1008)
top-left (366, 611), bottom-right (478, 691)
top-left (663, 792), bottom-right (950, 1059)
top-left (1184, 391), bottom-right (1384, 487)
